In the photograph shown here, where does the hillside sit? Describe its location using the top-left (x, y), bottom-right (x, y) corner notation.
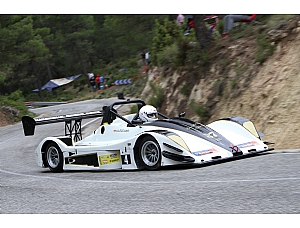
top-left (141, 15), bottom-right (300, 150)
top-left (0, 109), bottom-right (9, 127)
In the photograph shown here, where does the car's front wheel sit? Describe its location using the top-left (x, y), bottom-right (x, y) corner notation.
top-left (45, 142), bottom-right (64, 172)
top-left (136, 136), bottom-right (161, 171)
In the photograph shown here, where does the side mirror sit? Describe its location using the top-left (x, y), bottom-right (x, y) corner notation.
top-left (179, 112), bottom-right (186, 118)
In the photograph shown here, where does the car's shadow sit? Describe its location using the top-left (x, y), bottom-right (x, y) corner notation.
top-left (40, 152), bottom-right (272, 174)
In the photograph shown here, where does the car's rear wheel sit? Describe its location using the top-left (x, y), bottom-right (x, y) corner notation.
top-left (137, 136), bottom-right (161, 171)
top-left (45, 142), bottom-right (64, 172)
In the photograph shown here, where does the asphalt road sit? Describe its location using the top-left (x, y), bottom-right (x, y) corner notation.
top-left (1, 98), bottom-right (300, 215)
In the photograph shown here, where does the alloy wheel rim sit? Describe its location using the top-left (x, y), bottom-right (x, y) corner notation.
top-left (47, 146), bottom-right (59, 168)
top-left (141, 141), bottom-right (159, 166)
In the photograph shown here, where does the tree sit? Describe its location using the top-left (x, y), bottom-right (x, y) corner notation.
top-left (42, 15), bottom-right (95, 86)
top-left (0, 15), bottom-right (50, 96)
top-left (0, 15), bottom-right (176, 97)
top-left (193, 15), bottom-right (212, 50)
top-left (99, 15), bottom-right (167, 62)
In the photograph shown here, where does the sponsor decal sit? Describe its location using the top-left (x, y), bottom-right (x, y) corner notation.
top-left (121, 154), bottom-right (131, 165)
top-left (204, 132), bottom-right (221, 142)
top-left (236, 141), bottom-right (259, 148)
top-left (187, 123), bottom-right (202, 130)
top-left (98, 153), bottom-right (120, 165)
top-left (230, 144), bottom-right (239, 153)
top-left (113, 129), bottom-right (129, 132)
top-left (192, 148), bottom-right (218, 156)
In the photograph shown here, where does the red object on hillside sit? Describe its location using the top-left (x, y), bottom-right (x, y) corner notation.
top-left (238, 14), bottom-right (257, 22)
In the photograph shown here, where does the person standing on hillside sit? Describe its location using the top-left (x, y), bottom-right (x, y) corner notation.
top-left (88, 72), bottom-right (94, 80)
top-left (89, 74), bottom-right (96, 91)
top-left (141, 51), bottom-right (146, 65)
top-left (184, 15), bottom-right (194, 35)
top-left (87, 72), bottom-right (95, 91)
top-left (95, 74), bottom-right (100, 90)
top-left (100, 75), bottom-right (104, 89)
top-left (145, 51), bottom-right (151, 66)
top-left (176, 14), bottom-right (185, 25)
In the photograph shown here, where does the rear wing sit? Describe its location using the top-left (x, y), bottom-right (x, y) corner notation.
top-left (21, 99), bottom-right (146, 142)
top-left (22, 111), bottom-right (104, 142)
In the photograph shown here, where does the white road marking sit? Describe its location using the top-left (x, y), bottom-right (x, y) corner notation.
top-left (1, 168), bottom-right (299, 184)
top-left (82, 117), bottom-right (101, 128)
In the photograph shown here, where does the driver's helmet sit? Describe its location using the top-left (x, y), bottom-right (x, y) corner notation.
top-left (139, 105), bottom-right (158, 122)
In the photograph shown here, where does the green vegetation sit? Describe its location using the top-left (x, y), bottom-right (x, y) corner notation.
top-left (262, 14), bottom-right (297, 28)
top-left (180, 83), bottom-right (189, 96)
top-left (255, 34), bottom-right (276, 64)
top-left (0, 90), bottom-right (34, 122)
top-left (0, 15), bottom-right (167, 98)
top-left (1, 14), bottom-right (298, 124)
top-left (212, 78), bottom-right (224, 97)
top-left (152, 17), bottom-right (197, 68)
top-left (147, 82), bottom-right (164, 108)
top-left (189, 100), bottom-right (210, 122)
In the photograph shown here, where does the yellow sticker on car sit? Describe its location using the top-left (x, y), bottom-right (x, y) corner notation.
top-left (98, 153), bottom-right (120, 165)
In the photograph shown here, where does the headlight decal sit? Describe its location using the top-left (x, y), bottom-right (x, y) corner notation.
top-left (148, 130), bottom-right (190, 152)
top-left (159, 131), bottom-right (190, 152)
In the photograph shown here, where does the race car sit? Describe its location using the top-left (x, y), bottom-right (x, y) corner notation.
top-left (21, 99), bottom-right (274, 172)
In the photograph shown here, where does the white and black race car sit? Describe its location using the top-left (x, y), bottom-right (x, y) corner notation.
top-left (21, 99), bottom-right (273, 172)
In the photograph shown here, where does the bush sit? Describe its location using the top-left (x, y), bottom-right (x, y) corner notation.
top-left (151, 18), bottom-right (188, 65)
top-left (0, 71), bottom-right (5, 84)
top-left (189, 100), bottom-right (210, 122)
top-left (180, 84), bottom-right (189, 96)
top-left (175, 38), bottom-right (191, 67)
top-left (0, 95), bottom-right (34, 120)
top-left (147, 82), bottom-right (164, 108)
top-left (155, 43), bottom-right (179, 67)
top-left (255, 34), bottom-right (276, 64)
top-left (73, 76), bottom-right (87, 88)
top-left (217, 19), bottom-right (224, 36)
top-left (8, 90), bottom-right (25, 102)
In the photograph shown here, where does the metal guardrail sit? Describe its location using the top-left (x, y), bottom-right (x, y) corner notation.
top-left (24, 101), bottom-right (67, 108)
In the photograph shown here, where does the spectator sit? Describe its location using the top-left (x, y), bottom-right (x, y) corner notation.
top-left (176, 14), bottom-right (185, 25)
top-left (95, 74), bottom-right (100, 90)
top-left (204, 15), bottom-right (219, 34)
top-left (100, 75), bottom-right (104, 89)
top-left (87, 72), bottom-right (94, 80)
top-left (222, 14), bottom-right (256, 38)
top-left (145, 51), bottom-right (151, 66)
top-left (184, 15), bottom-right (194, 36)
top-left (89, 75), bottom-right (96, 91)
top-left (141, 51), bottom-right (146, 65)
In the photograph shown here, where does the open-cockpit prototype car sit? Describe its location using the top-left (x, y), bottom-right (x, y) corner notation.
top-left (21, 99), bottom-right (274, 172)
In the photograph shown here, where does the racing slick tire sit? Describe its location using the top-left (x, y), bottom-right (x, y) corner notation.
top-left (45, 142), bottom-right (64, 172)
top-left (136, 136), bottom-right (162, 171)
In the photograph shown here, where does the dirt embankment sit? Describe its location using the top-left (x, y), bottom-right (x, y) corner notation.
top-left (0, 106), bottom-right (19, 128)
top-left (0, 110), bottom-right (9, 128)
top-left (142, 16), bottom-right (300, 150)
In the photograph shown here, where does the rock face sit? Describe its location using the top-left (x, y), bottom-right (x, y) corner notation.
top-left (0, 106), bottom-right (20, 127)
top-left (141, 16), bottom-right (300, 150)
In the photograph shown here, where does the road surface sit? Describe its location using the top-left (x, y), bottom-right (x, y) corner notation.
top-left (1, 98), bottom-right (299, 217)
